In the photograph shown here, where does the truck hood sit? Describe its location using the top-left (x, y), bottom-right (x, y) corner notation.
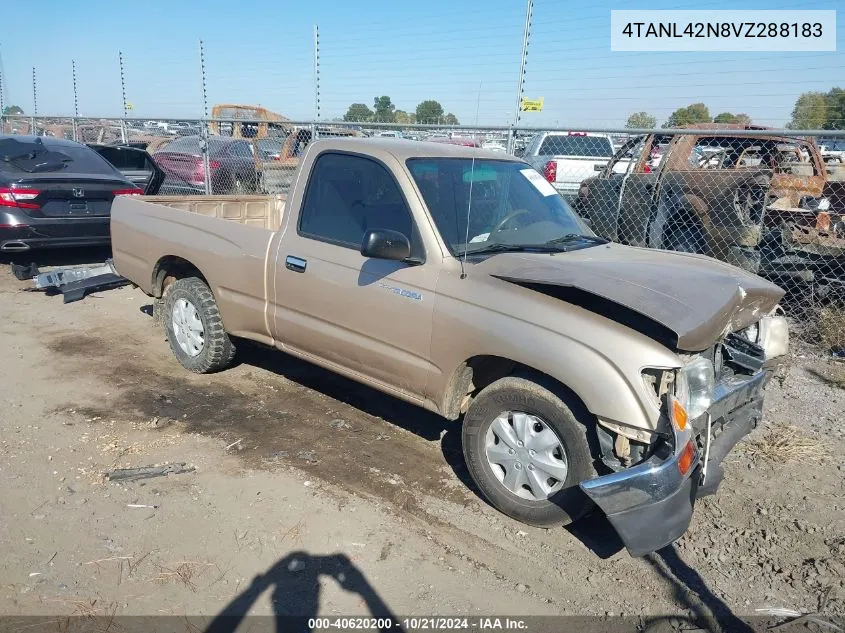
top-left (475, 243), bottom-right (784, 351)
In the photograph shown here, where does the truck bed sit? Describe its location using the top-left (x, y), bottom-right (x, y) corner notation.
top-left (141, 194), bottom-right (287, 231)
top-left (111, 194), bottom-right (287, 344)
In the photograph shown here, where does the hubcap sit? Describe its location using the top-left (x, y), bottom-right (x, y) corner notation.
top-left (484, 411), bottom-right (568, 500)
top-left (171, 298), bottom-right (204, 357)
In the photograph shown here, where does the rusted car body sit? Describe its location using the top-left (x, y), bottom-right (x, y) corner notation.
top-left (575, 125), bottom-right (845, 296)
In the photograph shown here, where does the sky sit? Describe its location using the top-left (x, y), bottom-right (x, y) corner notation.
top-left (0, 0), bottom-right (842, 128)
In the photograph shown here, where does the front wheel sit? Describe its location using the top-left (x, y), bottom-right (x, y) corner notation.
top-left (462, 375), bottom-right (598, 526)
top-left (163, 277), bottom-right (236, 373)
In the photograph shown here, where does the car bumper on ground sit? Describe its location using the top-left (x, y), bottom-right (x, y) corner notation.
top-left (580, 368), bottom-right (769, 557)
top-left (0, 215), bottom-right (111, 252)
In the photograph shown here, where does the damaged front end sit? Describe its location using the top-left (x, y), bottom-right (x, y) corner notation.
top-left (580, 313), bottom-right (787, 556)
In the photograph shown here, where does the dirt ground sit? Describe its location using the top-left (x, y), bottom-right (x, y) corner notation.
top-left (0, 250), bottom-right (843, 632)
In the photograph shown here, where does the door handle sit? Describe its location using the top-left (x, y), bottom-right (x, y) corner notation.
top-left (285, 255), bottom-right (307, 273)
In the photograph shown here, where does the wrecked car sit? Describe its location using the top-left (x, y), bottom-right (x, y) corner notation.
top-left (573, 124), bottom-right (845, 299)
top-left (111, 138), bottom-right (789, 556)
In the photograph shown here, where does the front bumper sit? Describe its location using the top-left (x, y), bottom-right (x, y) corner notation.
top-left (580, 368), bottom-right (769, 556)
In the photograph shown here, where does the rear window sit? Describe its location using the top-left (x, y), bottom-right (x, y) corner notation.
top-left (539, 135), bottom-right (613, 158)
top-left (160, 136), bottom-right (227, 155)
top-left (0, 138), bottom-right (119, 175)
top-left (92, 146), bottom-right (149, 170)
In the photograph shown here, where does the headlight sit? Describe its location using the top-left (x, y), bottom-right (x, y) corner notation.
top-left (758, 312), bottom-right (789, 359)
top-left (676, 355), bottom-right (715, 420)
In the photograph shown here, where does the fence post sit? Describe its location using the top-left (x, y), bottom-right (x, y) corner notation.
top-left (507, 128), bottom-right (516, 155)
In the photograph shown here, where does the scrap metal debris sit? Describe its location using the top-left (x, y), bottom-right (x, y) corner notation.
top-left (105, 463), bottom-right (195, 483)
top-left (10, 259), bottom-right (129, 303)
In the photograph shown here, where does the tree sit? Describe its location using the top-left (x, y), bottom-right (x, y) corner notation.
top-left (415, 100), bottom-right (444, 124)
top-left (788, 92), bottom-right (830, 130)
top-left (825, 87), bottom-right (845, 130)
top-left (2, 105), bottom-right (23, 115)
top-left (394, 110), bottom-right (415, 124)
top-left (444, 113), bottom-right (459, 125)
top-left (713, 112), bottom-right (751, 125)
top-left (625, 112), bottom-right (656, 129)
top-left (372, 96), bottom-right (396, 122)
top-left (343, 103), bottom-right (373, 122)
top-left (662, 103), bottom-right (711, 128)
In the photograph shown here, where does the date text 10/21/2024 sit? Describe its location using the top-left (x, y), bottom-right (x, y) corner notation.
top-left (307, 617), bottom-right (529, 631)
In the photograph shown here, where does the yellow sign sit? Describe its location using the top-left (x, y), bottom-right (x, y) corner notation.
top-left (126, 102), bottom-right (134, 111)
top-left (520, 97), bottom-right (544, 112)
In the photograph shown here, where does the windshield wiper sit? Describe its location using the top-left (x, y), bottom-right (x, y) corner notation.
top-left (545, 233), bottom-right (609, 246)
top-left (464, 243), bottom-right (568, 256)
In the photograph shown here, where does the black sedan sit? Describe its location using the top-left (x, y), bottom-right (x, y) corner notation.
top-left (0, 136), bottom-right (161, 252)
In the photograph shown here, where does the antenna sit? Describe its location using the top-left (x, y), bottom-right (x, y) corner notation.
top-left (459, 80), bottom-right (483, 280)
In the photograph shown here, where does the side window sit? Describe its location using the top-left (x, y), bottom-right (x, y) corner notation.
top-left (230, 142), bottom-right (254, 158)
top-left (298, 153), bottom-right (422, 256)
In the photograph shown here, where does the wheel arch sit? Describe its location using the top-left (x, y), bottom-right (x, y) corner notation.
top-left (441, 354), bottom-right (595, 429)
top-left (151, 255), bottom-right (210, 299)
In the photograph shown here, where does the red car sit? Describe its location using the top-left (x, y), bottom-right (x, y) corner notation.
top-left (154, 135), bottom-right (259, 195)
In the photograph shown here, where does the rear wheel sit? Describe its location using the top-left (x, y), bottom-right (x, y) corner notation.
top-left (462, 375), bottom-right (598, 526)
top-left (163, 277), bottom-right (235, 373)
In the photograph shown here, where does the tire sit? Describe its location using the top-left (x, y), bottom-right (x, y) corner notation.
top-left (462, 375), bottom-right (598, 527)
top-left (163, 277), bottom-right (236, 373)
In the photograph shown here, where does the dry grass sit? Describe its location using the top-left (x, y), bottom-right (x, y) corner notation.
top-left (743, 422), bottom-right (828, 464)
top-left (153, 561), bottom-right (214, 592)
top-left (817, 306), bottom-right (845, 350)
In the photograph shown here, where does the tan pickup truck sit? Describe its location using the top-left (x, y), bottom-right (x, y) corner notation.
top-left (111, 138), bottom-right (789, 556)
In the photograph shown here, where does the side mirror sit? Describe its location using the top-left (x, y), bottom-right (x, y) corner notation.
top-left (360, 229), bottom-right (411, 261)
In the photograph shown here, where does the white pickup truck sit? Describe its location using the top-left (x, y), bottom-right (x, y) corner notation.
top-left (524, 132), bottom-right (630, 200)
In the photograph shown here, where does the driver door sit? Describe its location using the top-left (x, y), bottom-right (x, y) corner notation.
top-left (270, 151), bottom-right (439, 400)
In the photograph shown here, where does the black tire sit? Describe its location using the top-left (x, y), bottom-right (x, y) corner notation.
top-left (163, 277), bottom-right (236, 373)
top-left (462, 375), bottom-right (598, 527)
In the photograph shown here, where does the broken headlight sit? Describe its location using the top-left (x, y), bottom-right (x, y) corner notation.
top-left (676, 355), bottom-right (715, 421)
top-left (758, 312), bottom-right (789, 359)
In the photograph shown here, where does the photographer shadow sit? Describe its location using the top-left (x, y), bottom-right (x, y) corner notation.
top-left (204, 551), bottom-right (405, 633)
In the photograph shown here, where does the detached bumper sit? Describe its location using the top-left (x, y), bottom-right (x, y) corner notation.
top-left (580, 369), bottom-right (769, 557)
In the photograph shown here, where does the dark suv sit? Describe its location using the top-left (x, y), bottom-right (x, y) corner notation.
top-left (0, 136), bottom-right (161, 252)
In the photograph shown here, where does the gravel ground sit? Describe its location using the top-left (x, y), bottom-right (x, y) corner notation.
top-left (0, 252), bottom-right (842, 632)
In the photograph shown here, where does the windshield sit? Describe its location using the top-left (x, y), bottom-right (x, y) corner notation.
top-left (407, 158), bottom-right (594, 255)
top-left (538, 135), bottom-right (613, 157)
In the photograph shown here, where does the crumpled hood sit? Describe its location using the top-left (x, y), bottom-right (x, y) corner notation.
top-left (476, 243), bottom-right (785, 351)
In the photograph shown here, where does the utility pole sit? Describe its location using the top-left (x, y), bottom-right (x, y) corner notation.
top-left (510, 0), bottom-right (533, 153)
top-left (32, 67), bottom-right (38, 116)
top-left (313, 24), bottom-right (321, 139)
top-left (72, 60), bottom-right (79, 141)
top-left (118, 51), bottom-right (128, 142)
top-left (199, 40), bottom-right (211, 195)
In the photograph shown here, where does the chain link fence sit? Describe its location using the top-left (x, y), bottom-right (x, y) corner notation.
top-left (2, 115), bottom-right (843, 351)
